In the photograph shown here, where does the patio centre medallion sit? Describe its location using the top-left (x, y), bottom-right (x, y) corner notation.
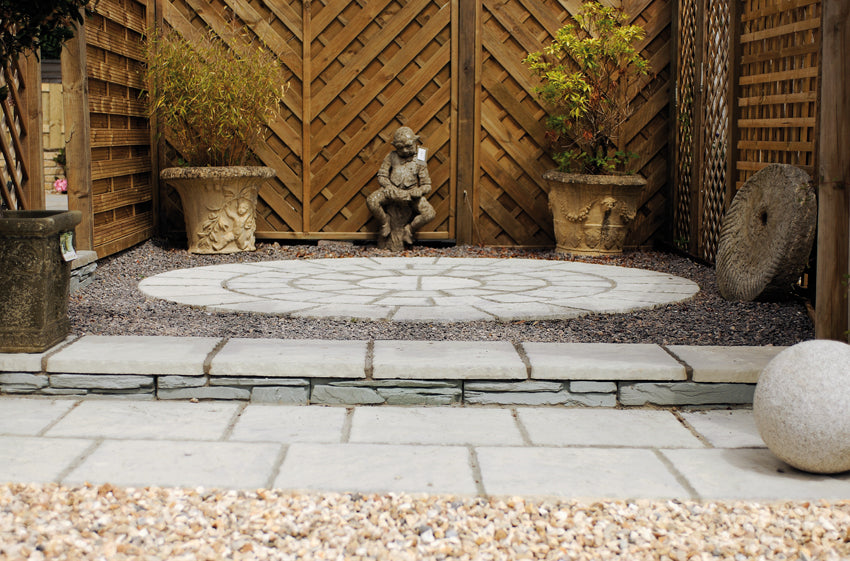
top-left (138, 258), bottom-right (700, 322)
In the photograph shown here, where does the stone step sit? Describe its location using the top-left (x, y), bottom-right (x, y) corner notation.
top-left (0, 335), bottom-right (785, 407)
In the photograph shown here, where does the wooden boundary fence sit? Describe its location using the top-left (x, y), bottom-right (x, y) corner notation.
top-left (156, 0), bottom-right (672, 249)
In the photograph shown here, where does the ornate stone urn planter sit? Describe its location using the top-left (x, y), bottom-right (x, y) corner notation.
top-left (161, 166), bottom-right (275, 254)
top-left (0, 210), bottom-right (82, 352)
top-left (543, 170), bottom-right (646, 256)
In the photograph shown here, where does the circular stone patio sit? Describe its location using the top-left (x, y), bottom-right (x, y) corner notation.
top-left (138, 257), bottom-right (700, 322)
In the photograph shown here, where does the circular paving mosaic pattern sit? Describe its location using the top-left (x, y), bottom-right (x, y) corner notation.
top-left (138, 257), bottom-right (700, 322)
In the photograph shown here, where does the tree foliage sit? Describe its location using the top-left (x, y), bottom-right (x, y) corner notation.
top-left (524, 2), bottom-right (650, 174)
top-left (0, 0), bottom-right (91, 65)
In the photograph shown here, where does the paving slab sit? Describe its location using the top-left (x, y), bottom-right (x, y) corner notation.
top-left (349, 407), bottom-right (524, 445)
top-left (47, 335), bottom-right (220, 375)
top-left (681, 409), bottom-right (765, 448)
top-left (274, 443), bottom-right (478, 495)
top-left (137, 258), bottom-right (699, 322)
top-left (517, 409), bottom-right (705, 448)
top-left (211, 339), bottom-right (368, 378)
top-left (667, 345), bottom-right (786, 383)
top-left (476, 447), bottom-right (692, 499)
top-left (63, 440), bottom-right (282, 489)
top-left (0, 398), bottom-right (77, 435)
top-left (372, 341), bottom-right (526, 380)
top-left (229, 405), bottom-right (347, 443)
top-left (0, 436), bottom-right (92, 483)
top-left (45, 400), bottom-right (240, 440)
top-left (661, 448), bottom-right (850, 500)
top-left (523, 343), bottom-right (686, 381)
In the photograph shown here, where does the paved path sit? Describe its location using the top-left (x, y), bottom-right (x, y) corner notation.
top-left (2, 398), bottom-right (848, 500)
top-left (138, 258), bottom-right (699, 322)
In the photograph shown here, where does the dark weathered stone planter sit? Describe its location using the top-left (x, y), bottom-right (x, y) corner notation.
top-left (0, 210), bottom-right (82, 352)
top-left (543, 171), bottom-right (647, 256)
top-left (161, 166), bottom-right (275, 254)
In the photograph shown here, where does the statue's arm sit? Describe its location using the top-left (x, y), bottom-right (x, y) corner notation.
top-left (377, 153), bottom-right (393, 189)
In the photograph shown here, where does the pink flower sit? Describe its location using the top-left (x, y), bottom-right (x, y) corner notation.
top-left (53, 178), bottom-right (67, 193)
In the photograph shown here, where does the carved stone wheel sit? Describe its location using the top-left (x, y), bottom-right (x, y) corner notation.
top-left (715, 164), bottom-right (817, 301)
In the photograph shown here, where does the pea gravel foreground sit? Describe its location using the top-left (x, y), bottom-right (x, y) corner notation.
top-left (1, 484), bottom-right (848, 560)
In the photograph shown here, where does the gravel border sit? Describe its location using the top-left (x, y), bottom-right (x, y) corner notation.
top-left (2, 484), bottom-right (848, 559)
top-left (69, 240), bottom-right (814, 346)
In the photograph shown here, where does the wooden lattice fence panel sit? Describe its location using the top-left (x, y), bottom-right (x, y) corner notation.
top-left (697, 0), bottom-right (731, 262)
top-left (0, 55), bottom-right (42, 211)
top-left (305, 0), bottom-right (454, 239)
top-left (85, 0), bottom-right (155, 257)
top-left (736, 0), bottom-right (820, 188)
top-left (480, 0), bottom-right (673, 248)
top-left (673, 0), bottom-right (697, 251)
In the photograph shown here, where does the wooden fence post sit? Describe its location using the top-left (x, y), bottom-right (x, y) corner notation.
top-left (20, 53), bottom-right (44, 210)
top-left (815, 1), bottom-right (850, 341)
top-left (61, 15), bottom-right (94, 251)
top-left (455, 0), bottom-right (479, 245)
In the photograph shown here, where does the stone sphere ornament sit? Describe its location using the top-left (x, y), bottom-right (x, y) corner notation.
top-left (754, 340), bottom-right (850, 474)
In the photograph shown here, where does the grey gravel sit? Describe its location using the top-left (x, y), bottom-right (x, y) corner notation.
top-left (69, 240), bottom-right (814, 345)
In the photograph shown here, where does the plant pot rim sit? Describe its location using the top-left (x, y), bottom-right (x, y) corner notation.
top-left (543, 170), bottom-right (647, 186)
top-left (160, 166), bottom-right (276, 180)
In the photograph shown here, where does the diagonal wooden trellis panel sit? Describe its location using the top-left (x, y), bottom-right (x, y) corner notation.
top-left (736, 0), bottom-right (820, 188)
top-left (158, 0), bottom-right (674, 247)
top-left (83, 0), bottom-right (156, 257)
top-left (673, 0), bottom-right (697, 252)
top-left (0, 54), bottom-right (42, 212)
top-left (306, 0), bottom-right (454, 239)
top-left (477, 0), bottom-right (673, 248)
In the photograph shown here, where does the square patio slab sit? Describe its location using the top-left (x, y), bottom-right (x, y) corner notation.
top-left (0, 398), bottom-right (77, 435)
top-left (662, 448), bottom-right (850, 500)
top-left (516, 409), bottom-right (705, 448)
top-left (211, 339), bottom-right (368, 378)
top-left (681, 409), bottom-right (765, 448)
top-left (63, 440), bottom-right (282, 489)
top-left (372, 341), bottom-right (526, 380)
top-left (45, 400), bottom-right (240, 440)
top-left (476, 447), bottom-right (692, 499)
top-left (523, 343), bottom-right (685, 381)
top-left (0, 436), bottom-right (92, 483)
top-left (46, 336), bottom-right (220, 375)
top-left (274, 443), bottom-right (478, 495)
top-left (349, 407), bottom-right (524, 445)
top-left (229, 405), bottom-right (347, 443)
top-left (667, 345), bottom-right (786, 383)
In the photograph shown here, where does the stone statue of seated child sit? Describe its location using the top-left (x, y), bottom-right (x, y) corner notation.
top-left (367, 126), bottom-right (436, 249)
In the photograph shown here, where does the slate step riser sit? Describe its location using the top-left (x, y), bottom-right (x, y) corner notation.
top-left (1, 375), bottom-right (756, 407)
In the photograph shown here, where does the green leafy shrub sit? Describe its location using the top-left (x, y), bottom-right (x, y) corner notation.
top-left (144, 27), bottom-right (286, 167)
top-left (524, 2), bottom-right (650, 174)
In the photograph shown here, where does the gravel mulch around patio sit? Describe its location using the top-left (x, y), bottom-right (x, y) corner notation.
top-left (69, 239), bottom-right (814, 346)
top-left (2, 484), bottom-right (848, 560)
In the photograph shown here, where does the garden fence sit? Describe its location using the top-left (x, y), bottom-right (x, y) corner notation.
top-left (0, 54), bottom-right (42, 212)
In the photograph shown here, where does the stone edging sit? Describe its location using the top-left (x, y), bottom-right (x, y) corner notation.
top-left (0, 336), bottom-right (785, 407)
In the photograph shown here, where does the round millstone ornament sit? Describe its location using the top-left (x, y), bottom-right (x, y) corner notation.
top-left (754, 340), bottom-right (850, 474)
top-left (715, 164), bottom-right (816, 301)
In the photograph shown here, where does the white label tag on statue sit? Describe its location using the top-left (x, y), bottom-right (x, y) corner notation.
top-left (60, 231), bottom-right (77, 262)
top-left (417, 147), bottom-right (427, 163)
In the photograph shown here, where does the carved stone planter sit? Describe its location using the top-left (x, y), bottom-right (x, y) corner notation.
top-left (543, 170), bottom-right (646, 256)
top-left (161, 166), bottom-right (275, 254)
top-left (0, 210), bottom-right (82, 352)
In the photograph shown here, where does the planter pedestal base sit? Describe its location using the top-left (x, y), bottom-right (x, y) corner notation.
top-left (0, 210), bottom-right (82, 352)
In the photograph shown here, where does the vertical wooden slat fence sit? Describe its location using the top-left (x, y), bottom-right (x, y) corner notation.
top-left (0, 54), bottom-right (42, 212)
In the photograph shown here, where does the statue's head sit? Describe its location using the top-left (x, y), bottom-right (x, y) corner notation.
top-left (392, 126), bottom-right (420, 158)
